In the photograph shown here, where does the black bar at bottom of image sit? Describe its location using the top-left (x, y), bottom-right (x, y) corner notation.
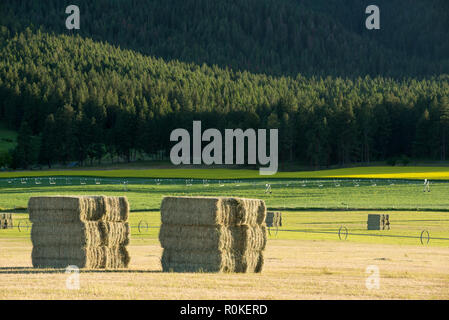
top-left (0, 300), bottom-right (447, 318)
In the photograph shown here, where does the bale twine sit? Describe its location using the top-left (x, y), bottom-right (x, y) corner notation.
top-left (28, 196), bottom-right (130, 269)
top-left (159, 196), bottom-right (267, 273)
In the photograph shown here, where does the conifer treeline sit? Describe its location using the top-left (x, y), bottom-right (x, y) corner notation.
top-left (1, 0), bottom-right (448, 78)
top-left (1, 29), bottom-right (448, 168)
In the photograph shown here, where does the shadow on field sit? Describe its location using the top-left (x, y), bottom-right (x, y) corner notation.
top-left (0, 267), bottom-right (162, 274)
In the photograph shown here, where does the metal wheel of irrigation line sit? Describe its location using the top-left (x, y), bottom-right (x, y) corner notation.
top-left (137, 220), bottom-right (150, 234)
top-left (420, 230), bottom-right (430, 245)
top-left (17, 221), bottom-right (31, 232)
top-left (273, 228), bottom-right (449, 245)
top-left (268, 226), bottom-right (279, 237)
top-left (338, 226), bottom-right (349, 240)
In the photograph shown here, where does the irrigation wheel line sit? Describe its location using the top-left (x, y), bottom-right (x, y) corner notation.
top-left (268, 226), bottom-right (279, 237)
top-left (274, 228), bottom-right (449, 245)
top-left (137, 220), bottom-right (149, 234)
top-left (420, 230), bottom-right (430, 245)
top-left (338, 226), bottom-right (349, 240)
top-left (17, 221), bottom-right (31, 232)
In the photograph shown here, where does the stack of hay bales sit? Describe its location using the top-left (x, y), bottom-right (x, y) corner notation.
top-left (266, 211), bottom-right (282, 228)
top-left (367, 214), bottom-right (390, 230)
top-left (28, 196), bottom-right (130, 268)
top-left (159, 196), bottom-right (267, 273)
top-left (382, 214), bottom-right (390, 230)
top-left (0, 213), bottom-right (13, 229)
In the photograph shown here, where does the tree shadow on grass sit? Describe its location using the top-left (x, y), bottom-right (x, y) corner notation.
top-left (0, 267), bottom-right (162, 274)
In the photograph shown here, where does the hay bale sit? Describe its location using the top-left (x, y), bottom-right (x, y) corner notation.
top-left (159, 224), bottom-right (267, 251)
top-left (161, 249), bottom-right (235, 272)
top-left (30, 221), bottom-right (129, 247)
top-left (104, 246), bottom-right (130, 269)
top-left (160, 196), bottom-right (266, 226)
top-left (101, 221), bottom-right (130, 247)
top-left (367, 214), bottom-right (381, 230)
top-left (29, 196), bottom-right (130, 269)
top-left (103, 197), bottom-right (130, 222)
top-left (159, 224), bottom-right (233, 251)
top-left (367, 214), bottom-right (390, 230)
top-left (31, 245), bottom-right (130, 269)
top-left (230, 225), bottom-right (267, 252)
top-left (234, 250), bottom-right (264, 273)
top-left (382, 214), bottom-right (391, 230)
top-left (159, 196), bottom-right (267, 273)
top-left (32, 246), bottom-right (107, 268)
top-left (161, 249), bottom-right (265, 273)
top-left (7, 214), bottom-right (13, 229)
top-left (0, 213), bottom-right (13, 229)
top-left (266, 211), bottom-right (282, 227)
top-left (28, 196), bottom-right (129, 223)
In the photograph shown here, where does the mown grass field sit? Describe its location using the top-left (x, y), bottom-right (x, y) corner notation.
top-left (1, 177), bottom-right (449, 211)
top-left (1, 168), bottom-right (449, 299)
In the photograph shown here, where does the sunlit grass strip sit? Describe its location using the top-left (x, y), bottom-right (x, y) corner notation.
top-left (1, 166), bottom-right (449, 180)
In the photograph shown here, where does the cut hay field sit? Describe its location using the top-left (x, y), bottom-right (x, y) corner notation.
top-left (1, 176), bottom-right (449, 299)
top-left (1, 237), bottom-right (448, 299)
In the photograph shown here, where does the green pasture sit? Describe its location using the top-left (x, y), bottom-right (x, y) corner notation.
top-left (1, 179), bottom-right (449, 211)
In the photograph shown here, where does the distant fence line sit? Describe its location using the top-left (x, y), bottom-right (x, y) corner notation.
top-left (0, 176), bottom-right (446, 188)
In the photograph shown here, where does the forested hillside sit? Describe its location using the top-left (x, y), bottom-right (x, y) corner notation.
top-left (1, 29), bottom-right (448, 169)
top-left (0, 1), bottom-right (448, 170)
top-left (1, 0), bottom-right (448, 78)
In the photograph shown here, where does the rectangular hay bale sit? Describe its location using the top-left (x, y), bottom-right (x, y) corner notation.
top-left (161, 249), bottom-right (264, 273)
top-left (31, 221), bottom-right (130, 247)
top-left (32, 245), bottom-right (130, 269)
top-left (266, 211), bottom-right (282, 227)
top-left (28, 196), bottom-right (129, 223)
top-left (160, 196), bottom-right (266, 226)
top-left (159, 224), bottom-right (267, 251)
top-left (367, 214), bottom-right (391, 230)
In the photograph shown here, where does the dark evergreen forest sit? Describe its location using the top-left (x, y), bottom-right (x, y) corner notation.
top-left (0, 0), bottom-right (448, 169)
